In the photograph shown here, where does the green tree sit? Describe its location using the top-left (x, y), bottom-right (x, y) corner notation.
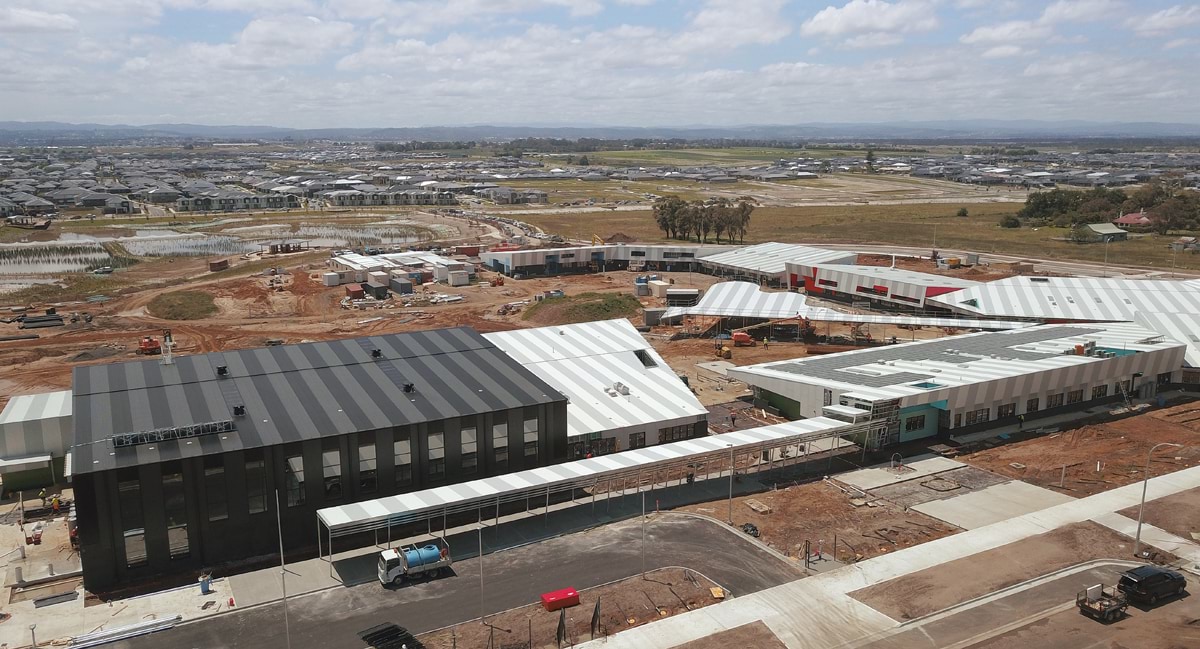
top-left (652, 195), bottom-right (688, 240)
top-left (999, 215), bottom-right (1020, 228)
top-left (577, 155), bottom-right (590, 166)
top-left (957, 207), bottom-right (969, 217)
top-left (865, 149), bottom-right (876, 172)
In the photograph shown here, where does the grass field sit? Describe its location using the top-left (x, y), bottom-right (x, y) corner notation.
top-left (523, 292), bottom-right (642, 325)
top-left (147, 291), bottom-right (218, 320)
top-left (581, 147), bottom-right (882, 166)
top-left (518, 203), bottom-right (1200, 271)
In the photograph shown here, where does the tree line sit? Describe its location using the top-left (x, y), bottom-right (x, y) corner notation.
top-left (1017, 178), bottom-right (1200, 234)
top-left (652, 196), bottom-right (755, 244)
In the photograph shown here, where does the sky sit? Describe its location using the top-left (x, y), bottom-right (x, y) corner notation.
top-left (0, 0), bottom-right (1197, 128)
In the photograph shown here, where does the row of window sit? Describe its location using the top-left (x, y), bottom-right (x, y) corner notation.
top-left (956, 379), bottom-right (1141, 428)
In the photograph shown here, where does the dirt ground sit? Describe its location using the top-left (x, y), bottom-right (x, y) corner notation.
top-left (850, 521), bottom-right (1178, 621)
top-left (1116, 486), bottom-right (1200, 543)
top-left (961, 397), bottom-right (1200, 498)
top-left (672, 621), bottom-right (788, 649)
top-left (972, 575), bottom-right (1200, 649)
top-left (678, 479), bottom-right (959, 564)
top-left (417, 568), bottom-right (719, 649)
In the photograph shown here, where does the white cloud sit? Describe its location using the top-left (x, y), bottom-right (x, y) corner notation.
top-left (801, 0), bottom-right (938, 37)
top-left (982, 45), bottom-right (1033, 58)
top-left (0, 7), bottom-right (79, 32)
top-left (1163, 37), bottom-right (1197, 50)
top-left (960, 20), bottom-right (1052, 44)
top-left (842, 32), bottom-right (905, 48)
top-left (1125, 5), bottom-right (1200, 35)
top-left (1038, 0), bottom-right (1122, 24)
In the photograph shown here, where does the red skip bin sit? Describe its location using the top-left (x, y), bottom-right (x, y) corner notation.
top-left (540, 587), bottom-right (580, 612)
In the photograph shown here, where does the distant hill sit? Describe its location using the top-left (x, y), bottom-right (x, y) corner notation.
top-left (1, 119), bottom-right (1198, 144)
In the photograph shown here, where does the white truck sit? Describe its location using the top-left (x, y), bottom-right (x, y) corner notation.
top-left (377, 537), bottom-right (452, 586)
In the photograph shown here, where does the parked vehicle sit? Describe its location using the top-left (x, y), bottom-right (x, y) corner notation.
top-left (1076, 584), bottom-right (1127, 622)
top-left (378, 537), bottom-right (452, 586)
top-left (1117, 565), bottom-right (1187, 604)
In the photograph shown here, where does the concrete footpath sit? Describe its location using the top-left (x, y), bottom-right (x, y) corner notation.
top-left (578, 464), bottom-right (1200, 649)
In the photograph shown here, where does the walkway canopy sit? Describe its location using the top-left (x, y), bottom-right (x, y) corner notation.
top-left (317, 418), bottom-right (856, 539)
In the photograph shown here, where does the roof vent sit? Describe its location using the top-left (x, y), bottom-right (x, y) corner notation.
top-left (371, 348), bottom-right (382, 359)
top-left (403, 383), bottom-right (415, 393)
top-left (232, 405), bottom-right (246, 417)
top-left (216, 365), bottom-right (229, 377)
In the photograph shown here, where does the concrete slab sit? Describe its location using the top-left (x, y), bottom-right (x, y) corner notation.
top-left (836, 454), bottom-right (965, 491)
top-left (1090, 512), bottom-right (1200, 565)
top-left (697, 361), bottom-right (736, 377)
top-left (912, 481), bottom-right (1075, 529)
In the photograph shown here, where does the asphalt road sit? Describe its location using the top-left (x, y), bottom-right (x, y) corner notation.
top-left (114, 515), bottom-right (799, 649)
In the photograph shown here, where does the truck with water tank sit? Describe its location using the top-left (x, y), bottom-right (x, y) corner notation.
top-left (377, 537), bottom-right (452, 586)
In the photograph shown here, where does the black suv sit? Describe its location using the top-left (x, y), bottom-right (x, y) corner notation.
top-left (1117, 565), bottom-right (1187, 604)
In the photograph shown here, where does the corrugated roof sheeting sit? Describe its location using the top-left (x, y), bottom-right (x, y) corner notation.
top-left (71, 328), bottom-right (565, 475)
top-left (729, 322), bottom-right (1185, 404)
top-left (0, 390), bottom-right (72, 424)
top-left (317, 417), bottom-right (851, 533)
top-left (485, 320), bottom-right (707, 438)
top-left (1133, 312), bottom-right (1200, 367)
top-left (699, 242), bottom-right (856, 277)
top-left (661, 281), bottom-right (1032, 330)
top-left (926, 276), bottom-right (1200, 321)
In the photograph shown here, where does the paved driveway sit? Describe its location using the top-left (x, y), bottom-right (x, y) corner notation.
top-left (113, 514), bottom-right (798, 649)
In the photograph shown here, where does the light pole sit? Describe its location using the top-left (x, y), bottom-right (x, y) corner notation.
top-left (727, 444), bottom-right (735, 525)
top-left (274, 490), bottom-right (293, 649)
top-left (1103, 238), bottom-right (1111, 277)
top-left (1134, 442), bottom-right (1183, 557)
top-left (641, 490), bottom-right (646, 579)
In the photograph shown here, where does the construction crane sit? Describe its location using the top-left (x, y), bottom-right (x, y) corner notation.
top-left (731, 315), bottom-right (815, 338)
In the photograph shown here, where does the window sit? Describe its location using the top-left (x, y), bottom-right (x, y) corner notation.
top-left (634, 349), bottom-right (657, 368)
top-left (1047, 393), bottom-right (1065, 409)
top-left (663, 252), bottom-right (680, 259)
top-left (630, 250), bottom-right (646, 257)
top-left (523, 418), bottom-right (539, 459)
top-left (1158, 372), bottom-right (1173, 385)
top-left (1026, 397), bottom-right (1040, 413)
top-left (904, 415), bottom-right (926, 432)
top-left (1067, 389), bottom-right (1084, 404)
top-left (998, 403), bottom-right (1016, 418)
top-left (394, 436), bottom-right (412, 484)
top-left (322, 446), bottom-right (342, 499)
top-left (1091, 385), bottom-right (1109, 400)
top-left (965, 407), bottom-right (990, 425)
top-left (359, 436), bottom-right (377, 493)
top-left (285, 454), bottom-right (305, 507)
top-left (493, 423), bottom-right (509, 468)
top-left (954, 413), bottom-right (962, 428)
top-left (1116, 380), bottom-right (1131, 395)
top-left (462, 426), bottom-right (478, 474)
top-left (204, 458), bottom-right (228, 522)
top-left (118, 474), bottom-right (146, 568)
top-left (246, 456), bottom-right (267, 514)
top-left (628, 432), bottom-right (646, 449)
top-left (162, 465), bottom-right (188, 559)
top-left (657, 422), bottom-right (696, 443)
top-left (428, 432), bottom-right (445, 477)
top-left (817, 278), bottom-right (838, 287)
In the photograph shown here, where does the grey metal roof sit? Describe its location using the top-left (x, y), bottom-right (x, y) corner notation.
top-left (70, 328), bottom-right (565, 475)
top-left (770, 326), bottom-right (1105, 388)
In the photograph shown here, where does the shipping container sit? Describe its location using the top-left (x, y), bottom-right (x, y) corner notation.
top-left (364, 281), bottom-right (389, 300)
top-left (389, 277), bottom-right (414, 295)
top-left (447, 270), bottom-right (471, 287)
top-left (322, 272), bottom-right (341, 287)
top-left (208, 259), bottom-right (230, 272)
top-left (345, 283), bottom-right (365, 299)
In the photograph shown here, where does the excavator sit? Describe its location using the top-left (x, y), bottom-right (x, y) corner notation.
top-left (729, 315), bottom-right (816, 341)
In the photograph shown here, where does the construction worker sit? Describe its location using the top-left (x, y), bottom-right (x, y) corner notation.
top-left (51, 495), bottom-right (60, 514)
top-left (38, 488), bottom-right (47, 508)
top-left (762, 337), bottom-right (769, 349)
top-left (730, 412), bottom-right (738, 428)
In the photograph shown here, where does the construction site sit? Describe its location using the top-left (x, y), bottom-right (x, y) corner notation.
top-left (3, 208), bottom-right (1200, 649)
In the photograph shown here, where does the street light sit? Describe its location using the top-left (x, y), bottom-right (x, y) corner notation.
top-left (1134, 442), bottom-right (1183, 557)
top-left (727, 444), bottom-right (735, 525)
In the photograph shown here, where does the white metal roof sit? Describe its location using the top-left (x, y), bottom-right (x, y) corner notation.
top-left (316, 417), bottom-right (851, 534)
top-left (1133, 311), bottom-right (1200, 367)
top-left (926, 276), bottom-right (1200, 321)
top-left (332, 251), bottom-right (460, 272)
top-left (729, 323), bottom-right (1183, 404)
top-left (811, 264), bottom-right (982, 289)
top-left (662, 281), bottom-right (1032, 330)
top-left (484, 320), bottom-right (707, 438)
top-left (0, 390), bottom-right (72, 425)
top-left (699, 242), bottom-right (855, 277)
